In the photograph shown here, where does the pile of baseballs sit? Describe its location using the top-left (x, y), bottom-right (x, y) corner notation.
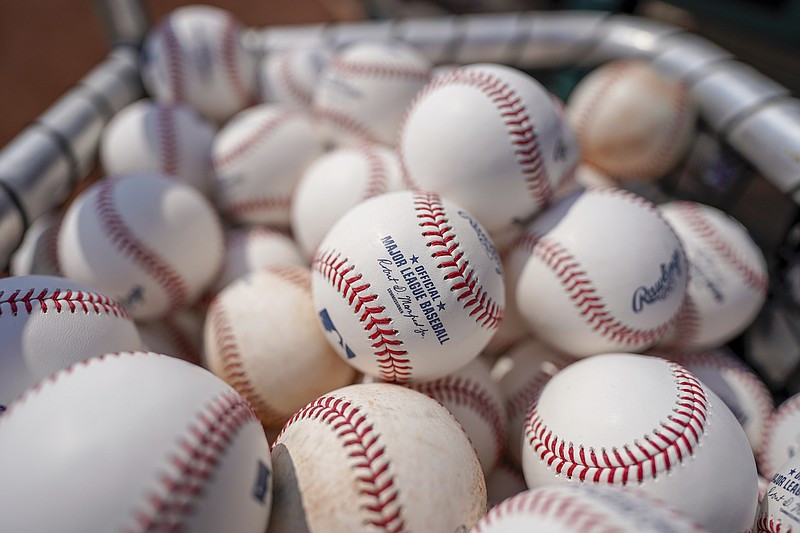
top-left (0, 5), bottom-right (781, 533)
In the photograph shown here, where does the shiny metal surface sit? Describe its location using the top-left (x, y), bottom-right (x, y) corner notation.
top-left (651, 33), bottom-right (732, 82)
top-left (93, 0), bottom-right (149, 46)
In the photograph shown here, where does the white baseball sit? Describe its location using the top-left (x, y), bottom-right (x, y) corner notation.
top-left (213, 226), bottom-right (305, 293)
top-left (258, 46), bottom-right (332, 108)
top-left (312, 190), bottom-right (505, 383)
top-left (756, 454), bottom-right (800, 533)
top-left (269, 383), bottom-right (486, 532)
top-left (473, 485), bottom-right (707, 532)
top-left (657, 201), bottom-right (768, 351)
top-left (0, 275), bottom-right (143, 408)
top-left (0, 352), bottom-right (272, 532)
top-left (486, 457), bottom-right (528, 509)
top-left (141, 5), bottom-right (256, 123)
top-left (758, 393), bottom-right (800, 479)
top-left (292, 142), bottom-right (404, 259)
top-left (399, 63), bottom-right (578, 237)
top-left (58, 173), bottom-right (224, 320)
top-left (313, 41), bottom-right (431, 146)
top-left (662, 348), bottom-right (773, 454)
top-left (521, 354), bottom-right (758, 533)
top-left (409, 357), bottom-right (507, 475)
top-left (567, 59), bottom-right (696, 180)
top-left (9, 211), bottom-right (62, 277)
top-left (100, 99), bottom-right (217, 195)
top-left (212, 104), bottom-right (324, 227)
top-left (514, 187), bottom-right (688, 357)
top-left (204, 265), bottom-right (356, 428)
top-left (138, 308), bottom-right (204, 366)
top-left (497, 338), bottom-right (574, 467)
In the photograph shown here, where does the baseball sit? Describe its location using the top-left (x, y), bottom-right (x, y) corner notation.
top-left (138, 309), bottom-right (204, 366)
top-left (291, 142), bottom-right (404, 259)
top-left (58, 173), bottom-right (224, 320)
top-left (662, 348), bottom-right (773, 453)
top-left (756, 454), bottom-right (800, 533)
top-left (140, 5), bottom-right (256, 123)
top-left (480, 251), bottom-right (530, 361)
top-left (758, 392), bottom-right (800, 479)
top-left (513, 186), bottom-right (688, 357)
top-left (213, 226), bottom-right (304, 293)
top-left (409, 357), bottom-right (507, 475)
top-left (567, 59), bottom-right (696, 181)
top-left (398, 63), bottom-right (579, 237)
top-left (9, 211), bottom-right (62, 277)
top-left (212, 104), bottom-right (324, 227)
top-left (0, 351), bottom-right (272, 532)
top-left (657, 201), bottom-right (769, 351)
top-left (0, 275), bottom-right (143, 409)
top-left (312, 190), bottom-right (505, 383)
top-left (269, 382), bottom-right (486, 532)
top-left (314, 40), bottom-right (432, 146)
top-left (204, 265), bottom-right (356, 427)
top-left (486, 456), bottom-right (528, 509)
top-left (473, 485), bottom-right (707, 532)
top-left (258, 46), bottom-right (332, 108)
top-left (100, 99), bottom-right (217, 196)
top-left (521, 353), bottom-right (758, 533)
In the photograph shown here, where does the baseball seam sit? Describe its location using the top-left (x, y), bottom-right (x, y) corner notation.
top-left (208, 298), bottom-right (286, 426)
top-left (276, 396), bottom-right (406, 532)
top-left (161, 19), bottom-right (185, 101)
top-left (214, 109), bottom-right (297, 169)
top-left (328, 57), bottom-right (430, 82)
top-left (358, 143), bottom-right (389, 200)
top-left (220, 14), bottom-right (253, 105)
top-left (399, 69), bottom-right (552, 209)
top-left (315, 107), bottom-right (380, 144)
top-left (755, 515), bottom-right (791, 533)
top-left (157, 104), bottom-right (180, 177)
top-left (159, 316), bottom-right (202, 366)
top-left (410, 376), bottom-right (506, 468)
top-left (505, 374), bottom-right (552, 425)
top-left (130, 390), bottom-right (260, 531)
top-left (278, 51), bottom-right (313, 106)
top-left (758, 394), bottom-right (800, 477)
top-left (221, 197), bottom-right (292, 220)
top-left (673, 201), bottom-right (768, 293)
top-left (265, 264), bottom-right (312, 293)
top-left (0, 287), bottom-right (131, 320)
top-left (414, 191), bottom-right (503, 329)
top-left (97, 179), bottom-right (190, 312)
top-left (524, 362), bottom-right (708, 484)
top-left (312, 249), bottom-right (412, 383)
top-left (661, 295), bottom-right (700, 349)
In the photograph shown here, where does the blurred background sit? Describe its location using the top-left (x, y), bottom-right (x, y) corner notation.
top-left (2, 0), bottom-right (799, 148)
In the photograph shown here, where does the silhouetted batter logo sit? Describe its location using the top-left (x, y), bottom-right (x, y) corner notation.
top-left (319, 308), bottom-right (356, 359)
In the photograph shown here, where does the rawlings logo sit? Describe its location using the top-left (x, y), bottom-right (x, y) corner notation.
top-left (631, 249), bottom-right (682, 313)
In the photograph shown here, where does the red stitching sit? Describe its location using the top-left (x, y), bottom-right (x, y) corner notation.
top-left (96, 179), bottom-right (189, 312)
top-left (159, 316), bottom-right (202, 366)
top-left (0, 287), bottom-right (130, 320)
top-left (214, 109), bottom-right (297, 169)
top-left (221, 196), bottom-right (291, 219)
top-left (661, 295), bottom-right (700, 349)
top-left (315, 107), bottom-right (379, 143)
top-left (524, 362), bottom-right (708, 484)
top-left (410, 376), bottom-right (506, 468)
top-left (276, 396), bottom-right (406, 532)
top-left (758, 393), bottom-right (800, 477)
top-left (157, 104), bottom-right (180, 176)
top-left (131, 390), bottom-right (260, 532)
top-left (265, 264), bottom-right (311, 293)
top-left (399, 69), bottom-right (552, 209)
top-left (413, 191), bottom-right (503, 329)
top-left (278, 50), bottom-right (313, 107)
top-left (505, 374), bottom-right (553, 425)
top-left (358, 142), bottom-right (389, 199)
top-left (207, 298), bottom-right (286, 426)
top-left (329, 56), bottom-right (430, 82)
top-left (672, 201), bottom-right (768, 293)
top-left (533, 235), bottom-right (670, 347)
top-left (220, 14), bottom-right (253, 106)
top-left (161, 19), bottom-right (185, 101)
top-left (312, 249), bottom-right (412, 383)
top-left (755, 515), bottom-right (792, 533)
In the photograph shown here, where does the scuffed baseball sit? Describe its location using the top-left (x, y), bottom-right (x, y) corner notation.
top-left (756, 454), bottom-right (800, 533)
top-left (58, 173), bottom-right (224, 320)
top-left (521, 354), bottom-right (758, 533)
top-left (138, 309), bottom-right (204, 366)
top-left (409, 357), bottom-right (507, 475)
top-left (567, 59), bottom-right (696, 180)
top-left (0, 352), bottom-right (272, 532)
top-left (0, 275), bottom-right (143, 408)
top-left (514, 187), bottom-right (688, 357)
top-left (399, 63), bottom-right (578, 237)
top-left (204, 265), bottom-right (356, 427)
top-left (100, 99), bottom-right (217, 196)
top-left (141, 6), bottom-right (256, 123)
top-left (473, 485), bottom-right (707, 532)
top-left (759, 393), bottom-right (800, 479)
top-left (291, 142), bottom-right (404, 260)
top-left (312, 190), bottom-right (505, 383)
top-left (9, 211), bottom-right (62, 277)
top-left (212, 104), bottom-right (324, 227)
top-left (314, 41), bottom-right (431, 146)
top-left (657, 201), bottom-right (768, 351)
top-left (258, 46), bottom-right (332, 108)
top-left (269, 383), bottom-right (486, 532)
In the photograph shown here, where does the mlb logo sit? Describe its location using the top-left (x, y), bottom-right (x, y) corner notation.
top-left (253, 460), bottom-right (271, 504)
